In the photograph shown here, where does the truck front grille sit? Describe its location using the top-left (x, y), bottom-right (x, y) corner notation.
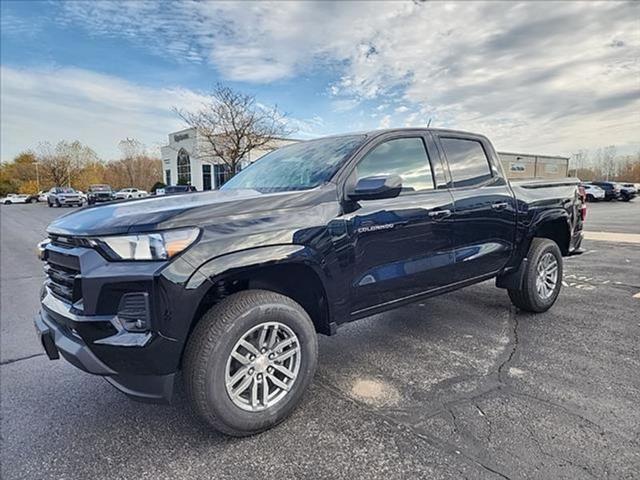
top-left (44, 260), bottom-right (81, 304)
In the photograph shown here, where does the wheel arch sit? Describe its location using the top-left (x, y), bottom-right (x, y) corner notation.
top-left (531, 213), bottom-right (571, 256)
top-left (186, 245), bottom-right (334, 339)
top-left (497, 212), bottom-right (570, 290)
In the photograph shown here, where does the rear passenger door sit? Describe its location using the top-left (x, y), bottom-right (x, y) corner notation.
top-left (436, 134), bottom-right (517, 282)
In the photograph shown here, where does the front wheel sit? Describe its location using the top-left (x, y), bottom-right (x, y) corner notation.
top-left (508, 238), bottom-right (563, 313)
top-left (183, 289), bottom-right (318, 436)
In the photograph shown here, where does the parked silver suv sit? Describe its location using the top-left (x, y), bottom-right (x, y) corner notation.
top-left (47, 187), bottom-right (82, 208)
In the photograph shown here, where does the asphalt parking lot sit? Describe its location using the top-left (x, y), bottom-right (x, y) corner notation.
top-left (1, 200), bottom-right (639, 479)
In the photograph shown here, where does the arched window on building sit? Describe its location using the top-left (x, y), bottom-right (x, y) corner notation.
top-left (177, 148), bottom-right (191, 185)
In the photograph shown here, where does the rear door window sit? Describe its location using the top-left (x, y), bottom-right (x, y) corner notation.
top-left (440, 137), bottom-right (493, 188)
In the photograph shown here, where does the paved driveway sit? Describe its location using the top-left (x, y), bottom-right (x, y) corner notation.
top-left (1, 202), bottom-right (639, 479)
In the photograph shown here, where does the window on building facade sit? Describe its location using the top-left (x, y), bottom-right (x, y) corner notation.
top-left (202, 164), bottom-right (212, 190)
top-left (214, 164), bottom-right (231, 189)
top-left (177, 148), bottom-right (191, 185)
top-left (165, 169), bottom-right (172, 186)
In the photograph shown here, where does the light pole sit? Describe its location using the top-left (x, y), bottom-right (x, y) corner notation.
top-left (34, 161), bottom-right (40, 191)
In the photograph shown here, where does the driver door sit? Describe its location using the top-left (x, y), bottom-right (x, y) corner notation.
top-left (342, 133), bottom-right (456, 316)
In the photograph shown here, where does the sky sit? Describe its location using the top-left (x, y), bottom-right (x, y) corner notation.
top-left (1, 0), bottom-right (638, 161)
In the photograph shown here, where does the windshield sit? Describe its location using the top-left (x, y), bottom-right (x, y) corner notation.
top-left (61, 188), bottom-right (75, 193)
top-left (221, 135), bottom-right (366, 193)
top-left (91, 185), bottom-right (111, 191)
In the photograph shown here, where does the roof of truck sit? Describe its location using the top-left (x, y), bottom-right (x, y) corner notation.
top-left (301, 127), bottom-right (486, 142)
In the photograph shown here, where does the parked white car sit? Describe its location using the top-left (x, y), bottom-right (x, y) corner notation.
top-left (76, 191), bottom-right (88, 203)
top-left (583, 183), bottom-right (605, 202)
top-left (37, 191), bottom-right (49, 202)
top-left (1, 194), bottom-right (31, 204)
top-left (114, 188), bottom-right (148, 199)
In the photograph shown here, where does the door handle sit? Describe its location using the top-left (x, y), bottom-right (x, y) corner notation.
top-left (428, 209), bottom-right (451, 219)
top-left (491, 201), bottom-right (509, 210)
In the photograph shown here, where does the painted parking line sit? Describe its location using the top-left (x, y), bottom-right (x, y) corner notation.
top-left (583, 231), bottom-right (640, 244)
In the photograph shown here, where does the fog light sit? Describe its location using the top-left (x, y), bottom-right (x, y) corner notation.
top-left (117, 292), bottom-right (150, 332)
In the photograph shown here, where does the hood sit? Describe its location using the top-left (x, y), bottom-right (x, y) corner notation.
top-left (47, 188), bottom-right (329, 237)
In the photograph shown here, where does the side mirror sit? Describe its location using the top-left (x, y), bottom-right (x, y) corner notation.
top-left (348, 174), bottom-right (402, 201)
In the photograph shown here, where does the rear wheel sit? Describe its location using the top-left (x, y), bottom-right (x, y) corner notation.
top-left (183, 289), bottom-right (318, 436)
top-left (586, 194), bottom-right (594, 202)
top-left (508, 238), bottom-right (563, 313)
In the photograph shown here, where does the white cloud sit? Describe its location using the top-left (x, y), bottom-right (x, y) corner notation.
top-left (0, 66), bottom-right (208, 160)
top-left (6, 1), bottom-right (640, 157)
top-left (378, 115), bottom-right (392, 129)
top-left (0, 66), bottom-right (325, 161)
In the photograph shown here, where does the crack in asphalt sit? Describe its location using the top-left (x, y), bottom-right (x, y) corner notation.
top-left (315, 375), bottom-right (513, 480)
top-left (0, 353), bottom-right (45, 366)
top-left (497, 307), bottom-right (519, 384)
top-left (524, 422), bottom-right (600, 479)
top-left (315, 302), bottom-right (638, 479)
top-left (475, 404), bottom-right (493, 445)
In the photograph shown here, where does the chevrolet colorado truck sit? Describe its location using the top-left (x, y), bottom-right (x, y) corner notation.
top-left (35, 128), bottom-right (584, 436)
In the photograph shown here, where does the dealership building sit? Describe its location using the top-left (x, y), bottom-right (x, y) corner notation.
top-left (498, 151), bottom-right (570, 179)
top-left (160, 128), bottom-right (297, 191)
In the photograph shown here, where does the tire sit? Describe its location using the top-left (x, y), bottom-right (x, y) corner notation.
top-left (4, 200), bottom-right (10, 205)
top-left (48, 200), bottom-right (53, 208)
top-left (183, 289), bottom-right (318, 436)
top-left (586, 194), bottom-right (594, 202)
top-left (508, 238), bottom-right (563, 313)
top-left (55, 199), bottom-right (61, 208)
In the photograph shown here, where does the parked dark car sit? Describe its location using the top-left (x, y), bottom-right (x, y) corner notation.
top-left (35, 128), bottom-right (585, 436)
top-left (156, 185), bottom-right (197, 195)
top-left (87, 184), bottom-right (114, 205)
top-left (590, 181), bottom-right (620, 201)
top-left (47, 187), bottom-right (82, 207)
top-left (617, 183), bottom-right (637, 202)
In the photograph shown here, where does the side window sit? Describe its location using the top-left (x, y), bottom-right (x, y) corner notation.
top-left (440, 137), bottom-right (493, 188)
top-left (356, 137), bottom-right (434, 194)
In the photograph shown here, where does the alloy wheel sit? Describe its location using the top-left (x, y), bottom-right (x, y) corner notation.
top-left (535, 252), bottom-right (558, 300)
top-left (225, 321), bottom-right (301, 412)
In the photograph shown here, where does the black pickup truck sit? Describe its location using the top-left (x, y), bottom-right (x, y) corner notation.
top-left (35, 128), bottom-right (584, 436)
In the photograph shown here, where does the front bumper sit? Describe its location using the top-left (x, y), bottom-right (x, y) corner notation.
top-left (35, 300), bottom-right (177, 403)
top-left (35, 238), bottom-right (212, 403)
top-left (58, 197), bottom-right (82, 205)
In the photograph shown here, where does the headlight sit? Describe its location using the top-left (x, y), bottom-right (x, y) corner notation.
top-left (93, 227), bottom-right (200, 261)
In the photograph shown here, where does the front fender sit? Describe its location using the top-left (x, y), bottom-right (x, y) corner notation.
top-left (184, 244), bottom-right (322, 290)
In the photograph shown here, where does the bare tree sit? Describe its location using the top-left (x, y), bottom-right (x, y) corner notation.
top-left (174, 84), bottom-right (295, 177)
top-left (601, 145), bottom-right (617, 181)
top-left (36, 140), bottom-right (98, 187)
top-left (105, 138), bottom-right (163, 190)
